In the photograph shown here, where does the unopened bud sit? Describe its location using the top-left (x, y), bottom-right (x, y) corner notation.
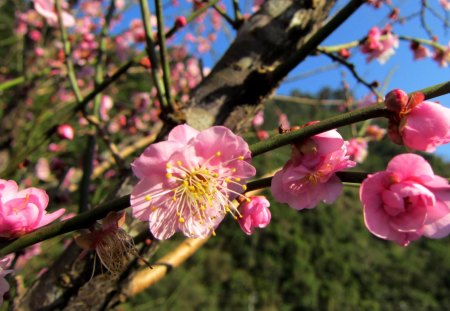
top-left (175, 16), bottom-right (187, 28)
top-left (385, 89), bottom-right (408, 113)
top-left (57, 124), bottom-right (74, 140)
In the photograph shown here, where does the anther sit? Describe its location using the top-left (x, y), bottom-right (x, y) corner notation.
top-left (145, 195), bottom-right (152, 201)
top-left (216, 151), bottom-right (221, 156)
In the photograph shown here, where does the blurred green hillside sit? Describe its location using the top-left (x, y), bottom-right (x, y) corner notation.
top-left (122, 90), bottom-right (450, 311)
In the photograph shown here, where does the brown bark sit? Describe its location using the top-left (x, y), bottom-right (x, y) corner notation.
top-left (185, 0), bottom-right (335, 131)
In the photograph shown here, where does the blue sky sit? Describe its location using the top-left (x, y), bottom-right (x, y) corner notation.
top-left (122, 0), bottom-right (450, 160)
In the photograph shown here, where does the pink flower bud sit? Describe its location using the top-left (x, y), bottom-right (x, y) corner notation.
top-left (175, 16), bottom-right (187, 28)
top-left (57, 124), bottom-right (74, 140)
top-left (238, 196), bottom-right (271, 235)
top-left (385, 88), bottom-right (408, 112)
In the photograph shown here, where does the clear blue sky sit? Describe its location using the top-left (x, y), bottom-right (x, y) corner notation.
top-left (122, 0), bottom-right (450, 160)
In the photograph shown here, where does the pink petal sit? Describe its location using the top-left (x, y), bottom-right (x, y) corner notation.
top-left (167, 124), bottom-right (199, 144)
top-left (386, 153), bottom-right (435, 182)
top-left (131, 140), bottom-right (184, 179)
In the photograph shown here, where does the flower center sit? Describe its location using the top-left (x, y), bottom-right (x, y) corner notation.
top-left (145, 151), bottom-right (249, 235)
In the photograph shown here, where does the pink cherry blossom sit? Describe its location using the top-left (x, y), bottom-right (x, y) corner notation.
top-left (57, 124), bottom-right (74, 140)
top-left (100, 95), bottom-right (114, 121)
top-left (0, 257), bottom-right (12, 307)
top-left (360, 153), bottom-right (450, 246)
top-left (346, 138), bottom-right (368, 163)
top-left (0, 180), bottom-right (65, 239)
top-left (252, 111), bottom-right (264, 127)
top-left (386, 90), bottom-right (450, 152)
top-left (271, 125), bottom-right (356, 210)
top-left (440, 0), bottom-right (450, 10)
top-left (409, 41), bottom-right (430, 60)
top-left (432, 45), bottom-right (450, 67)
top-left (33, 0), bottom-right (75, 28)
top-left (360, 25), bottom-right (398, 64)
top-left (131, 124), bottom-right (256, 240)
top-left (238, 196), bottom-right (271, 235)
top-left (364, 125), bottom-right (386, 141)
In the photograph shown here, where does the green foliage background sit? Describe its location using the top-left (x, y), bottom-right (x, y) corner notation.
top-left (122, 90), bottom-right (450, 311)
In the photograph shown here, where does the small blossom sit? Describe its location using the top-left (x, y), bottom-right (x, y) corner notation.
top-left (256, 130), bottom-right (269, 141)
top-left (386, 90), bottom-right (450, 152)
top-left (0, 180), bottom-right (65, 239)
top-left (346, 138), bottom-right (368, 163)
top-left (432, 45), bottom-right (450, 67)
top-left (360, 25), bottom-right (399, 64)
top-left (238, 196), bottom-right (271, 235)
top-left (131, 124), bottom-right (256, 239)
top-left (364, 125), bottom-right (386, 141)
top-left (0, 257), bottom-right (12, 307)
top-left (440, 0), bottom-right (450, 10)
top-left (175, 16), bottom-right (187, 28)
top-left (409, 41), bottom-right (430, 60)
top-left (271, 124), bottom-right (356, 210)
top-left (252, 110), bottom-right (264, 127)
top-left (57, 124), bottom-right (74, 140)
top-left (33, 0), bottom-right (75, 28)
top-left (360, 153), bottom-right (450, 246)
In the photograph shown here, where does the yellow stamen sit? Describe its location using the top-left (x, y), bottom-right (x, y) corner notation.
top-left (216, 151), bottom-right (221, 156)
top-left (145, 195), bottom-right (152, 201)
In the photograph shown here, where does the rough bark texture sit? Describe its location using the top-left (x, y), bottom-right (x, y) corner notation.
top-left (16, 1), bottom-right (337, 309)
top-left (185, 0), bottom-right (335, 132)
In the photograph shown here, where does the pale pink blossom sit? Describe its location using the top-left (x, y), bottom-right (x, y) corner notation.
top-left (238, 196), bottom-right (271, 235)
top-left (252, 111), bottom-right (264, 127)
top-left (0, 257), bottom-right (12, 307)
top-left (409, 41), bottom-right (430, 60)
top-left (131, 124), bottom-right (256, 239)
top-left (360, 25), bottom-right (398, 64)
top-left (35, 158), bottom-right (51, 181)
top-left (360, 153), bottom-right (450, 246)
top-left (57, 124), bottom-right (74, 140)
top-left (271, 125), bottom-right (356, 210)
top-left (100, 95), bottom-right (114, 121)
top-left (33, 0), bottom-right (75, 28)
top-left (346, 138), bottom-right (368, 163)
top-left (0, 180), bottom-right (65, 239)
top-left (364, 125), bottom-right (386, 141)
top-left (432, 45), bottom-right (450, 67)
top-left (440, 0), bottom-right (450, 10)
top-left (386, 90), bottom-right (450, 152)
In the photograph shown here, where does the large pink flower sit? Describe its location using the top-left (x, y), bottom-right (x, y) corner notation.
top-left (386, 90), bottom-right (450, 152)
top-left (131, 124), bottom-right (256, 240)
top-left (0, 180), bottom-right (65, 239)
top-left (33, 0), bottom-right (75, 28)
top-left (271, 127), bottom-right (356, 210)
top-left (0, 257), bottom-right (12, 307)
top-left (360, 154), bottom-right (450, 246)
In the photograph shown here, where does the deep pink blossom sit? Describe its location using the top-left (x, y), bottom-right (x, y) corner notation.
top-left (238, 196), bottom-right (271, 235)
top-left (33, 0), bottom-right (75, 28)
top-left (131, 124), bottom-right (256, 240)
top-left (360, 25), bottom-right (398, 63)
top-left (0, 257), bottom-right (12, 307)
top-left (271, 125), bottom-right (356, 210)
top-left (57, 124), bottom-right (74, 140)
top-left (360, 153), bottom-right (450, 246)
top-left (386, 90), bottom-right (450, 152)
top-left (0, 180), bottom-right (65, 239)
top-left (175, 16), bottom-right (187, 28)
top-left (346, 138), bottom-right (368, 163)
